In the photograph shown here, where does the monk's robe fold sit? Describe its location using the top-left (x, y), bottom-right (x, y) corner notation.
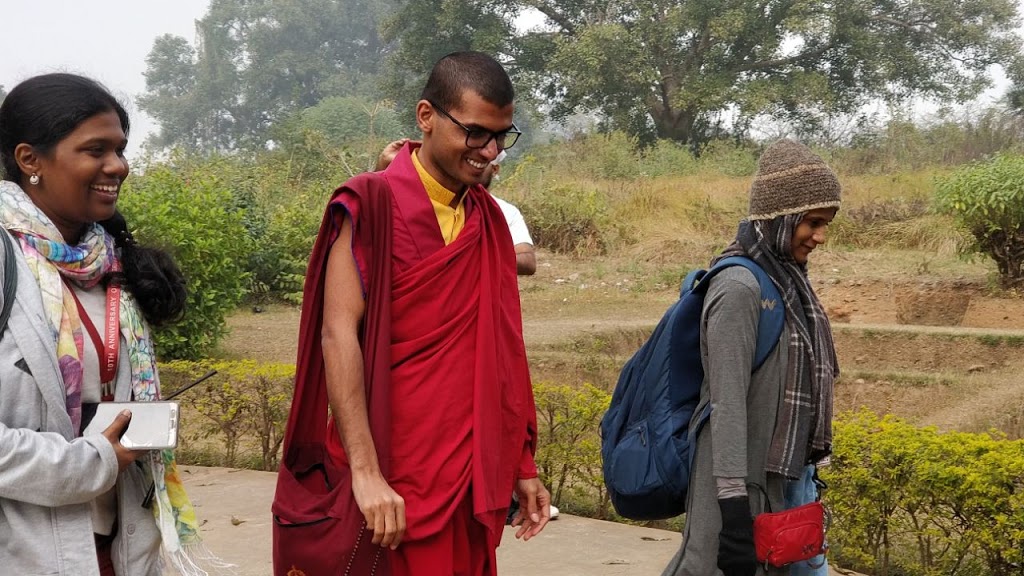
top-left (325, 144), bottom-right (538, 547)
top-left (274, 170), bottom-right (393, 576)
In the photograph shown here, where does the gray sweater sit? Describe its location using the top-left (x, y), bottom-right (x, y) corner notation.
top-left (0, 230), bottom-right (162, 576)
top-left (662, 266), bottom-right (790, 576)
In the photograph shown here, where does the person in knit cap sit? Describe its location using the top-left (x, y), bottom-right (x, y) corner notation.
top-left (661, 139), bottom-right (841, 576)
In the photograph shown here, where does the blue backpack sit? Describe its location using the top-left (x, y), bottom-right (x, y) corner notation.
top-left (600, 256), bottom-right (785, 520)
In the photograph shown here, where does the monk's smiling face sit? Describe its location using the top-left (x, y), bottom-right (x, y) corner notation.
top-left (416, 89), bottom-right (514, 193)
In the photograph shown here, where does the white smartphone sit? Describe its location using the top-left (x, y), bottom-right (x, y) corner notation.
top-left (82, 402), bottom-right (179, 450)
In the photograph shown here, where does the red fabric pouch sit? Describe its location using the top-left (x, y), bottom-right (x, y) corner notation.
top-left (752, 501), bottom-right (827, 568)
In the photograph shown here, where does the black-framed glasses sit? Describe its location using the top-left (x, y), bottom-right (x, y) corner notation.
top-left (428, 100), bottom-right (521, 150)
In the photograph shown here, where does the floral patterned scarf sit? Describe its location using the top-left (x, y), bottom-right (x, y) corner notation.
top-left (0, 180), bottom-right (222, 574)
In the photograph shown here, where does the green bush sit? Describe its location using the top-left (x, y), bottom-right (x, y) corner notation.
top-left (935, 153), bottom-right (1024, 287)
top-left (639, 139), bottom-right (701, 178)
top-left (297, 96), bottom-right (405, 148)
top-left (826, 410), bottom-right (1024, 576)
top-left (247, 193), bottom-right (322, 303)
top-left (533, 382), bottom-right (612, 517)
top-left (698, 140), bottom-right (758, 177)
top-left (501, 132), bottom-right (643, 184)
top-left (150, 360), bottom-right (1024, 574)
top-left (517, 182), bottom-right (615, 256)
top-left (120, 163), bottom-right (249, 359)
top-left (193, 148), bottom-right (334, 304)
top-left (833, 111), bottom-right (1024, 174)
top-left (503, 132), bottom-right (754, 183)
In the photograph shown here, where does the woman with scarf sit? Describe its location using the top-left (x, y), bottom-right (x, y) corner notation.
top-left (662, 139), bottom-right (840, 576)
top-left (0, 74), bottom-right (218, 575)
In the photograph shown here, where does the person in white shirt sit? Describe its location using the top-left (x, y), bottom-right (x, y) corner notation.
top-left (486, 151), bottom-right (536, 275)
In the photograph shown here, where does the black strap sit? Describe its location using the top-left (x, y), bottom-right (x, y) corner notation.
top-left (0, 231), bottom-right (17, 340)
top-left (747, 482), bottom-right (773, 513)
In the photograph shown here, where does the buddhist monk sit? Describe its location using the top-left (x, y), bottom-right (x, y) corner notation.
top-left (282, 51), bottom-right (550, 576)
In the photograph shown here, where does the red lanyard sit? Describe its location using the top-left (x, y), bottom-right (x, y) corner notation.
top-left (67, 282), bottom-right (121, 401)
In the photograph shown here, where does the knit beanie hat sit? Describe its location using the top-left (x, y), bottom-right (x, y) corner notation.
top-left (748, 139), bottom-right (841, 220)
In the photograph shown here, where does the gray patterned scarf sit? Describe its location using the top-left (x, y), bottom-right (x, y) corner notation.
top-left (714, 215), bottom-right (838, 479)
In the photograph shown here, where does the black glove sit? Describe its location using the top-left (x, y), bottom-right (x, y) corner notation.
top-left (717, 496), bottom-right (758, 576)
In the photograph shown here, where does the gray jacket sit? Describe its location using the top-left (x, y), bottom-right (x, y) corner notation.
top-left (662, 266), bottom-right (791, 576)
top-left (0, 230), bottom-right (161, 576)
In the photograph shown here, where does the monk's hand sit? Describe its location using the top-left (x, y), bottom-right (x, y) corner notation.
top-left (512, 477), bottom-right (551, 541)
top-left (352, 472), bottom-right (406, 550)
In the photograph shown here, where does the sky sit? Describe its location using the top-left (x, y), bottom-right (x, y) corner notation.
top-left (0, 0), bottom-right (212, 157)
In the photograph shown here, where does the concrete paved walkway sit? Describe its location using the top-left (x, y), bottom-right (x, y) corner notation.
top-left (183, 466), bottom-right (847, 576)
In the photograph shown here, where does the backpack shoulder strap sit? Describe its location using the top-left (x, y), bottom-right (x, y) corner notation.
top-left (0, 229), bottom-right (17, 339)
top-left (691, 256), bottom-right (784, 370)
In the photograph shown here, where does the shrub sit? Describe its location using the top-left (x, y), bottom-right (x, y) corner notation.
top-left (501, 132), bottom-right (644, 184)
top-left (199, 146), bottom-right (337, 304)
top-left (833, 111), bottom-right (1024, 174)
top-left (161, 360), bottom-right (294, 471)
top-left (935, 154), bottom-right (1024, 287)
top-left (638, 139), bottom-right (701, 178)
top-left (518, 182), bottom-right (615, 255)
top-left (297, 97), bottom-right (405, 148)
top-left (698, 140), bottom-right (758, 177)
top-left (247, 193), bottom-right (322, 304)
top-left (532, 382), bottom-right (612, 516)
top-left (120, 164), bottom-right (249, 359)
top-left (826, 410), bottom-right (1024, 576)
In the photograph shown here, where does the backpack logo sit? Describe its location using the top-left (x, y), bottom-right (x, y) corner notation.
top-left (600, 257), bottom-right (785, 521)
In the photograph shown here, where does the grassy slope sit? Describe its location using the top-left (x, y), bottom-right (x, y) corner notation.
top-left (222, 165), bottom-right (1023, 437)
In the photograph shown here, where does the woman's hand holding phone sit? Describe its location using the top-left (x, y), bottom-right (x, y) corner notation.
top-left (101, 409), bottom-right (142, 471)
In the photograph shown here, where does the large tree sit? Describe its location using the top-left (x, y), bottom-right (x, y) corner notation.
top-left (140, 0), bottom-right (397, 151)
top-left (527, 0), bottom-right (1022, 144)
top-left (379, 0), bottom-right (550, 148)
top-left (380, 0), bottom-right (515, 117)
top-left (385, 0), bottom-right (1022, 145)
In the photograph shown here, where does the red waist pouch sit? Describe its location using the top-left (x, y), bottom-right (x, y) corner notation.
top-left (753, 501), bottom-right (827, 568)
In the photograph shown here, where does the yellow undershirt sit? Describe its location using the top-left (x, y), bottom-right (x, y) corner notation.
top-left (412, 150), bottom-right (466, 245)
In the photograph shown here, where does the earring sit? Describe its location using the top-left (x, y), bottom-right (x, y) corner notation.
top-left (29, 174), bottom-right (40, 186)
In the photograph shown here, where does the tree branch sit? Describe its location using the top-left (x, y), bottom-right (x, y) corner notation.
top-left (726, 0), bottom-right (797, 75)
top-left (520, 0), bottom-right (576, 34)
top-left (735, 43), bottom-right (832, 72)
top-left (681, 26), bottom-right (712, 76)
top-left (868, 14), bottom-right (935, 34)
top-left (870, 14), bottom-right (988, 66)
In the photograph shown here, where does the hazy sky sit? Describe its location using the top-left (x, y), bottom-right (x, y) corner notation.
top-left (0, 0), bottom-right (212, 157)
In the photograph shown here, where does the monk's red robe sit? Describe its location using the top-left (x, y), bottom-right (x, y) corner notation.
top-left (319, 144), bottom-right (537, 573)
top-left (273, 171), bottom-right (394, 576)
